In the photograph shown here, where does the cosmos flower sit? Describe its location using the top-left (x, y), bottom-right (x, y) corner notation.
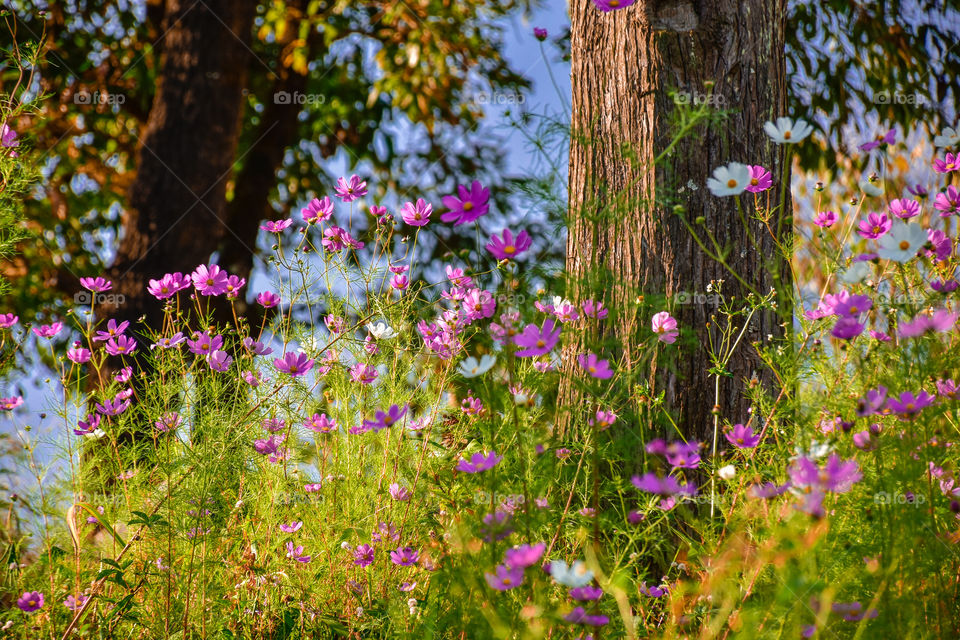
top-left (745, 165), bottom-right (773, 192)
top-left (33, 322), bottom-right (63, 339)
top-left (857, 212), bottom-right (892, 239)
top-left (17, 591), bottom-right (44, 613)
top-left (96, 397), bottom-right (131, 416)
top-left (934, 186), bottom-right (960, 216)
top-left (550, 560), bottom-right (594, 588)
top-left (504, 543), bottom-right (546, 569)
top-left (0, 396), bottom-right (23, 411)
top-left (147, 272), bottom-right (190, 299)
top-left (154, 412), bottom-right (181, 433)
top-left (285, 541), bottom-right (312, 563)
top-left (301, 196), bottom-right (334, 223)
top-left (831, 317), bottom-right (864, 340)
top-left (458, 355), bottom-right (496, 378)
top-left (74, 413), bottom-right (103, 436)
top-left (456, 451), bottom-right (502, 473)
top-left (577, 352), bottom-right (614, 379)
top-left (706, 162), bottom-right (751, 197)
top-left (191, 264), bottom-right (229, 296)
top-left (933, 152), bottom-right (959, 173)
top-left (631, 472), bottom-right (697, 496)
top-left (354, 544), bottom-right (375, 567)
top-left (63, 594), bottom-right (89, 611)
top-left (899, 309), bottom-right (957, 337)
top-left (591, 0), bottom-right (636, 11)
top-left (831, 293), bottom-right (871, 318)
top-left (304, 413), bottom-right (337, 433)
top-left (514, 319), bottom-right (561, 357)
top-left (260, 218), bottom-right (293, 233)
top-left (1, 123), bottom-right (19, 156)
top-left (651, 311), bottom-right (678, 343)
top-left (533, 27), bottom-right (548, 40)
top-left (366, 321), bottom-right (397, 340)
top-left (485, 564), bottom-right (525, 590)
top-left (581, 299), bottom-right (608, 319)
top-left (389, 483), bottom-right (412, 501)
top-left (813, 210), bottom-right (838, 228)
top-left (934, 126), bottom-right (960, 147)
top-left (763, 117), bottom-right (813, 144)
top-left (564, 606), bottom-right (609, 627)
top-left (462, 289), bottom-right (496, 322)
top-left (67, 345), bottom-right (92, 363)
top-left (440, 181), bottom-right (490, 225)
top-left (390, 546), bottom-right (420, 567)
top-left (274, 352), bottom-right (315, 376)
top-left (889, 198), bottom-right (920, 219)
top-left (885, 390), bottom-right (935, 417)
top-left (105, 335), bottom-right (138, 356)
top-left (207, 350), bottom-right (232, 372)
top-left (486, 229), bottom-right (532, 260)
top-left (876, 223), bottom-right (927, 262)
top-left (186, 331), bottom-right (223, 356)
top-left (400, 198), bottom-right (433, 226)
top-left (256, 291), bottom-right (281, 308)
top-left (350, 362), bottom-right (378, 384)
top-left (335, 174), bottom-right (367, 202)
top-left (859, 128), bottom-right (896, 151)
top-left (857, 386), bottom-right (887, 416)
top-left (725, 423), bottom-right (761, 448)
top-left (80, 276), bottom-right (112, 292)
top-left (0, 313), bottom-right (17, 328)
top-left (363, 404), bottom-right (407, 431)
top-left (280, 521), bottom-right (303, 533)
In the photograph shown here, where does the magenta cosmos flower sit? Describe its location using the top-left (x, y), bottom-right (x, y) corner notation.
top-left (485, 564), bottom-right (525, 590)
top-left (486, 229), bottom-right (532, 260)
top-left (273, 352), bottom-right (315, 376)
top-left (813, 210), bottom-right (838, 228)
top-left (885, 390), bottom-right (935, 417)
top-left (33, 322), bottom-right (63, 339)
top-left (17, 590), bottom-right (44, 612)
top-left (631, 472), bottom-right (697, 496)
top-left (514, 319), bottom-right (561, 357)
top-left (400, 198), bottom-right (432, 226)
top-left (577, 352), bottom-right (613, 379)
top-left (80, 276), bottom-right (112, 292)
top-left (256, 291), bottom-right (281, 308)
top-left (191, 264), bottom-right (229, 296)
top-left (363, 404), bottom-right (407, 431)
top-left (651, 311), bottom-right (678, 343)
top-left (859, 128), bottom-right (896, 151)
top-left (105, 335), bottom-right (138, 356)
top-left (934, 186), bottom-right (960, 216)
top-left (390, 546), bottom-right (419, 567)
top-left (504, 543), bottom-right (546, 569)
top-left (440, 180), bottom-right (490, 225)
top-left (889, 198), bottom-right (920, 219)
top-left (304, 413), bottom-right (337, 433)
top-left (592, 0), bottom-right (636, 11)
top-left (856, 212), bottom-right (892, 239)
top-left (147, 272), bottom-right (190, 299)
top-left (354, 543), bottom-right (374, 567)
top-left (301, 196), bottom-right (334, 224)
top-left (285, 541), bottom-right (312, 563)
top-left (0, 313), bottom-right (17, 328)
top-left (745, 165), bottom-right (772, 193)
top-left (899, 309), bottom-right (957, 337)
top-left (350, 362), bottom-right (378, 384)
top-left (933, 152), bottom-right (959, 174)
top-left (260, 218), bottom-right (293, 233)
top-left (0, 396), bottom-right (23, 411)
top-left (725, 423), bottom-right (760, 448)
top-left (456, 450), bottom-right (502, 473)
top-left (335, 174), bottom-right (367, 202)
top-left (280, 521), bottom-right (303, 533)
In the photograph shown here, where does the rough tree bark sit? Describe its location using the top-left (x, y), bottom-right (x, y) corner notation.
top-left (107, 0), bottom-right (258, 334)
top-left (559, 0), bottom-right (789, 441)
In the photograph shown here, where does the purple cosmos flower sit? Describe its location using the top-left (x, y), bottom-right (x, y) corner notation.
top-left (186, 331), bottom-right (223, 356)
top-left (207, 350), bottom-right (232, 372)
top-left (791, 454), bottom-right (862, 496)
top-left (504, 543), bottom-right (546, 569)
top-left (486, 229), bottom-right (532, 260)
top-left (564, 606), bottom-right (609, 626)
top-left (745, 165), bottom-right (773, 193)
top-left (665, 440), bottom-right (700, 469)
top-left (224, 274), bottom-right (247, 298)
top-left (857, 386), bottom-right (887, 416)
top-left (933, 152), bottom-right (959, 173)
top-left (832, 294), bottom-right (871, 317)
top-left (813, 210), bottom-right (838, 228)
top-left (260, 218), bottom-right (292, 233)
top-left (67, 345), bottom-right (92, 364)
top-left (74, 413), bottom-right (102, 436)
top-left (92, 319), bottom-right (129, 342)
top-left (514, 319), bottom-right (561, 357)
top-left (1, 123), bottom-right (19, 156)
top-left (254, 434), bottom-right (284, 456)
top-left (279, 521), bottom-right (302, 533)
top-left (900, 308), bottom-right (957, 337)
top-left (589, 410), bottom-right (617, 430)
top-left (17, 590), bottom-right (44, 612)
top-left (274, 352), bottom-right (315, 376)
top-left (748, 481), bottom-right (792, 499)
top-left (485, 564), bottom-right (525, 590)
top-left (570, 585), bottom-right (604, 601)
top-left (456, 450), bottom-right (502, 473)
top-left (631, 472), bottom-right (697, 496)
top-left (241, 337), bottom-right (272, 355)
top-left (592, 0), bottom-right (636, 11)
top-left (480, 511), bottom-right (515, 542)
top-left (349, 362), bottom-right (378, 384)
top-left (651, 311), bottom-right (678, 343)
top-left (400, 198), bottom-right (433, 226)
top-left (105, 335), bottom-right (138, 356)
top-left (96, 397), bottom-right (131, 416)
top-left (390, 546), bottom-right (419, 567)
top-left (389, 483), bottom-right (412, 501)
top-left (831, 317), bottom-right (864, 340)
top-left (859, 128), bottom-right (896, 151)
top-left (152, 332), bottom-right (186, 350)
top-left (304, 413), bottom-right (337, 433)
top-left (640, 582), bottom-right (668, 597)
top-left (80, 276), bottom-right (112, 292)
top-left (936, 379), bottom-right (959, 399)
top-left (33, 322), bottom-right (63, 339)
top-left (285, 541), bottom-right (312, 563)
top-left (335, 175), bottom-right (367, 202)
top-left (934, 186), bottom-right (960, 216)
top-left (885, 390), bottom-right (935, 417)
top-left (354, 543), bottom-right (375, 567)
top-left (155, 412), bottom-right (181, 433)
top-left (725, 423), bottom-right (760, 448)
top-left (191, 264), bottom-right (229, 296)
top-left (577, 352), bottom-right (614, 379)
top-left (889, 198), bottom-right (920, 219)
top-left (856, 212), bottom-right (892, 239)
top-left (363, 404), bottom-right (407, 431)
top-left (302, 196), bottom-right (334, 224)
top-left (63, 594), bottom-right (89, 611)
top-left (440, 180), bottom-right (490, 225)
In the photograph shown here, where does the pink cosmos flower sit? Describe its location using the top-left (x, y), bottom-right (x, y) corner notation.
top-left (63, 594), bottom-right (89, 611)
top-left (899, 308), bottom-right (957, 337)
top-left (147, 272), bottom-right (190, 299)
top-left (93, 319), bottom-right (129, 342)
top-left (354, 544), bottom-right (375, 567)
top-left (589, 410), bottom-right (617, 430)
top-left (462, 289), bottom-right (496, 322)
top-left (191, 264), bottom-right (229, 296)
top-left (592, 0), bottom-right (636, 11)
top-left (67, 345), bottom-right (92, 363)
top-left (832, 293), bottom-right (871, 317)
top-left (280, 521), bottom-right (303, 533)
top-left (389, 483), bottom-right (411, 501)
top-left (934, 186), bottom-right (960, 216)
top-left (486, 228), bottom-right (532, 260)
top-left (285, 541), bottom-right (312, 563)
top-left (745, 165), bottom-right (773, 193)
top-left (889, 198), bottom-right (920, 219)
top-left (274, 352), bottom-right (315, 376)
top-left (304, 413), bottom-right (337, 433)
top-left (391, 274), bottom-right (409, 290)
top-left (1, 123), bottom-right (19, 157)
top-left (514, 319), bottom-right (561, 357)
top-left (390, 546), bottom-right (419, 567)
top-left (259, 218), bottom-right (292, 233)
top-left (241, 337), bottom-right (272, 355)
top-left (440, 181), bottom-right (490, 225)
top-left (581, 299), bottom-right (609, 319)
top-left (933, 152), bottom-right (959, 173)
top-left (334, 174), bottom-right (367, 202)
top-left (813, 210), bottom-right (838, 228)
top-left (80, 276), bottom-right (112, 292)
top-left (485, 564), bottom-right (524, 590)
top-left (0, 396), bottom-right (23, 411)
top-left (33, 322), bottom-right (63, 339)
top-left (856, 212), bottom-right (892, 239)
top-left (186, 331), bottom-right (223, 356)
top-left (631, 472), bottom-right (697, 496)
top-left (504, 543), bottom-right (546, 569)
top-left (456, 451), bottom-right (502, 473)
top-left (651, 311), bottom-right (678, 343)
top-left (96, 396), bottom-right (131, 416)
top-left (399, 198), bottom-right (432, 226)
top-left (577, 352), bottom-right (613, 379)
top-left (725, 423), bottom-right (760, 448)
top-left (207, 350), bottom-right (232, 372)
top-left (349, 362), bottom-right (378, 384)
top-left (302, 196), bottom-right (334, 223)
top-left (224, 275), bottom-right (246, 299)
top-left (256, 291), bottom-right (280, 308)
top-left (154, 412), bottom-right (181, 433)
top-left (0, 313), bottom-right (17, 328)
top-left (104, 335), bottom-right (137, 356)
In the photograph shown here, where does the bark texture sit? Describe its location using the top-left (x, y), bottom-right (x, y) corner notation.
top-left (560, 0), bottom-right (789, 440)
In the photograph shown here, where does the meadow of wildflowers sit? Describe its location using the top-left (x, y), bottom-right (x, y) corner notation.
top-left (2, 11), bottom-right (960, 640)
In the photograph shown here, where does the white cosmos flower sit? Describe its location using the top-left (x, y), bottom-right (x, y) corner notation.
top-left (876, 222), bottom-right (927, 262)
top-left (839, 261), bottom-right (871, 284)
top-left (706, 162), bottom-right (751, 197)
top-left (763, 117), bottom-right (813, 144)
top-left (717, 464), bottom-right (736, 480)
top-left (859, 174), bottom-right (884, 197)
top-left (457, 354), bottom-right (496, 378)
top-left (550, 560), bottom-right (594, 588)
top-left (791, 440), bottom-right (832, 461)
top-left (934, 126), bottom-right (960, 148)
top-left (551, 295), bottom-right (572, 309)
top-left (366, 321), bottom-right (397, 340)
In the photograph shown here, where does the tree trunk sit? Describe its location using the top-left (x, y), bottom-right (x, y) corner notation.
top-left (107, 0), bottom-right (258, 336)
top-left (559, 0), bottom-right (789, 441)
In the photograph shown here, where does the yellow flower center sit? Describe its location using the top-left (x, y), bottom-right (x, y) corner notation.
top-left (784, 130), bottom-right (792, 139)
top-left (726, 179), bottom-right (737, 188)
top-left (899, 240), bottom-right (910, 250)
top-left (536, 339), bottom-right (545, 348)
top-left (463, 202), bottom-right (474, 211)
top-left (504, 245), bottom-right (516, 254)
